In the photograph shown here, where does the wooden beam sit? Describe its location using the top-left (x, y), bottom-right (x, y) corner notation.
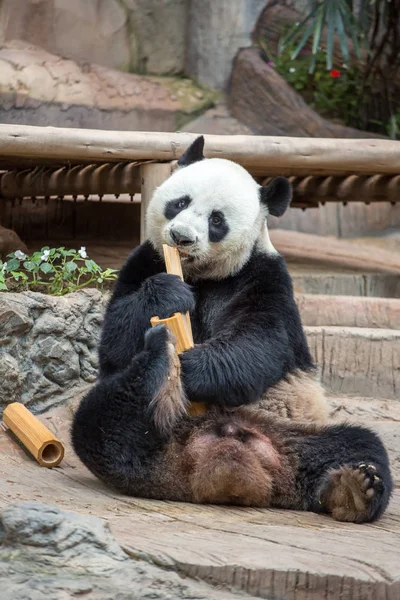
top-left (140, 162), bottom-right (172, 242)
top-left (1, 124), bottom-right (400, 176)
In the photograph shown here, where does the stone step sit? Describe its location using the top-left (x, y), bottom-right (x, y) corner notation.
top-left (297, 293), bottom-right (400, 329)
top-left (291, 269), bottom-right (400, 297)
top-left (327, 394), bottom-right (400, 485)
top-left (306, 325), bottom-right (400, 400)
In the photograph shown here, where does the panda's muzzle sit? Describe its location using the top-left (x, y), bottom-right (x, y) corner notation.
top-left (170, 228), bottom-right (197, 248)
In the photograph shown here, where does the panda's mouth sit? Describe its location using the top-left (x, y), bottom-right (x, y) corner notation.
top-left (178, 250), bottom-right (195, 263)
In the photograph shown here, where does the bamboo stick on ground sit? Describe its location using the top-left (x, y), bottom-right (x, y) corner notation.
top-left (151, 245), bottom-right (205, 416)
top-left (3, 402), bottom-right (64, 468)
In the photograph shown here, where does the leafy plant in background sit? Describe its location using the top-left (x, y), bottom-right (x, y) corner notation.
top-left (265, 0), bottom-right (400, 138)
top-left (0, 247), bottom-right (118, 295)
top-left (272, 44), bottom-right (363, 126)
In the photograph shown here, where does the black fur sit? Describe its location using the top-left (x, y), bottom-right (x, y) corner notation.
top-left (208, 211), bottom-right (229, 243)
top-left (177, 136), bottom-right (205, 167)
top-left (72, 325), bottom-right (392, 521)
top-left (287, 422), bottom-right (393, 521)
top-left (98, 241), bottom-right (313, 406)
top-left (164, 195), bottom-right (192, 220)
top-left (260, 176), bottom-right (292, 217)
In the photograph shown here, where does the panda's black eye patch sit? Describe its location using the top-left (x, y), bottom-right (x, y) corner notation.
top-left (209, 211), bottom-right (229, 243)
top-left (164, 195), bottom-right (191, 220)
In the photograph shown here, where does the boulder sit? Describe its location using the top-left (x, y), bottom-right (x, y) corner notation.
top-left (186, 0), bottom-right (266, 89)
top-left (0, 224), bottom-right (28, 258)
top-left (230, 47), bottom-right (382, 138)
top-left (0, 40), bottom-right (215, 130)
top-left (0, 501), bottom-right (242, 599)
top-left (0, 0), bottom-right (186, 75)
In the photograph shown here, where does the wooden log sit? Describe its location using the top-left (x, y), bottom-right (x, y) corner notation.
top-left (3, 402), bottom-right (64, 468)
top-left (1, 124), bottom-right (400, 176)
top-left (140, 163), bottom-right (172, 242)
top-left (270, 229), bottom-right (400, 275)
top-left (151, 245), bottom-right (205, 416)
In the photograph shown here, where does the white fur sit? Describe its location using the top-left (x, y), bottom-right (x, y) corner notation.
top-left (147, 158), bottom-right (276, 280)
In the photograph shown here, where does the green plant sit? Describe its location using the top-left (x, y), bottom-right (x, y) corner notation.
top-left (274, 0), bottom-right (400, 133)
top-left (273, 44), bottom-right (362, 126)
top-left (0, 246), bottom-right (118, 295)
top-left (387, 111), bottom-right (400, 139)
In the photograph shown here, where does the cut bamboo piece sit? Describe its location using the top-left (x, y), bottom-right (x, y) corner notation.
top-left (150, 312), bottom-right (191, 354)
top-left (162, 244), bottom-right (194, 346)
top-left (3, 402), bottom-right (64, 468)
top-left (151, 245), bottom-right (206, 416)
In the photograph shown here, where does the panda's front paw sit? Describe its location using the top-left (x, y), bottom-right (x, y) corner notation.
top-left (319, 463), bottom-right (391, 523)
top-left (142, 273), bottom-right (195, 319)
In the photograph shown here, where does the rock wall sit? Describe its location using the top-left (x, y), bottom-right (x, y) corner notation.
top-left (0, 289), bottom-right (107, 413)
top-left (0, 0), bottom-right (186, 76)
top-left (0, 40), bottom-right (215, 131)
top-left (186, 0), bottom-right (266, 89)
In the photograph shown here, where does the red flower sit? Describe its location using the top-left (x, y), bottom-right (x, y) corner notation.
top-left (330, 69), bottom-right (340, 78)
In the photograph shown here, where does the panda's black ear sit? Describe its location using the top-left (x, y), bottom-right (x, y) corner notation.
top-left (177, 136), bottom-right (205, 167)
top-left (260, 176), bottom-right (292, 217)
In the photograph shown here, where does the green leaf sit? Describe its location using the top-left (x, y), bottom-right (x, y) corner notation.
top-left (40, 262), bottom-right (54, 274)
top-left (291, 20), bottom-right (316, 60)
top-left (65, 261), bottom-right (78, 274)
top-left (103, 268), bottom-right (119, 277)
top-left (30, 252), bottom-right (43, 263)
top-left (335, 10), bottom-right (349, 63)
top-left (23, 261), bottom-right (37, 272)
top-left (97, 277), bottom-right (104, 284)
top-left (280, 6), bottom-right (319, 51)
top-left (326, 2), bottom-right (336, 70)
top-left (311, 7), bottom-right (324, 57)
top-left (6, 259), bottom-right (20, 271)
top-left (0, 282), bottom-right (7, 290)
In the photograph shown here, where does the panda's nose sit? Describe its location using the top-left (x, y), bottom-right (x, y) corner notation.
top-left (170, 229), bottom-right (196, 247)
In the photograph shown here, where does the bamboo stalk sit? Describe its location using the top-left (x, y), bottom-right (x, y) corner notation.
top-left (3, 402), bottom-right (64, 468)
top-left (151, 245), bottom-right (205, 416)
top-left (1, 124), bottom-right (400, 176)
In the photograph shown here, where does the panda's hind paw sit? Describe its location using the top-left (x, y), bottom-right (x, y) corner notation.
top-left (319, 462), bottom-right (389, 523)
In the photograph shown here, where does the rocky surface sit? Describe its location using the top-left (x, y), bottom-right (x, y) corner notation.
top-left (0, 289), bottom-right (107, 414)
top-left (186, 0), bottom-right (265, 89)
top-left (182, 102), bottom-right (253, 135)
top-left (230, 48), bottom-right (382, 138)
top-left (0, 0), bottom-right (186, 76)
top-left (0, 501), bottom-right (247, 599)
top-left (0, 398), bottom-right (399, 600)
top-left (0, 40), bottom-right (215, 130)
top-left (0, 225), bottom-right (27, 259)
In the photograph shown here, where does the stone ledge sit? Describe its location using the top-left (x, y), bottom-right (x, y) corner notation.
top-left (306, 326), bottom-right (400, 400)
top-left (0, 40), bottom-right (215, 130)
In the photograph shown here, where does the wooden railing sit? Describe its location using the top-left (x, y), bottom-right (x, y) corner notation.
top-left (0, 124), bottom-right (399, 242)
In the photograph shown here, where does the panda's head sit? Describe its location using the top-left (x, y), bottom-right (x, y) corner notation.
top-left (146, 136), bottom-right (292, 280)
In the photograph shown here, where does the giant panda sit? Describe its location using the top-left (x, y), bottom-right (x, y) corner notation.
top-left (71, 136), bottom-right (392, 522)
top-left (97, 135), bottom-right (327, 422)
